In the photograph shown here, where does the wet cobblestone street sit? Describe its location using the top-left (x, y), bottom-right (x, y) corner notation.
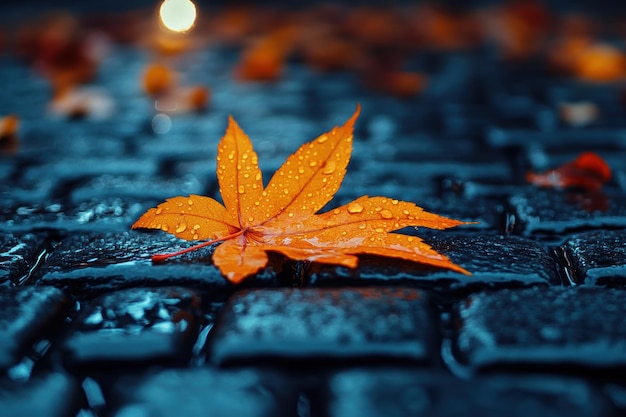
top-left (3, 1), bottom-right (626, 416)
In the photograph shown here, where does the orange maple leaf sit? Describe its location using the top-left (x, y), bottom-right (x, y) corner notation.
top-left (132, 105), bottom-right (472, 282)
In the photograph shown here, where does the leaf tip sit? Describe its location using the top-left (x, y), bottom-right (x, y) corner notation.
top-left (348, 103), bottom-right (361, 126)
top-left (456, 265), bottom-right (472, 276)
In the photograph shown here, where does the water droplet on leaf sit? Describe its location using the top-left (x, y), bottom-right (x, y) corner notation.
top-left (176, 223), bottom-right (187, 233)
top-left (322, 161), bottom-right (336, 174)
top-left (347, 202), bottom-right (364, 213)
top-left (380, 210), bottom-right (393, 219)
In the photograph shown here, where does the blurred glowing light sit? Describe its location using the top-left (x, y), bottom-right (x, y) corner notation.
top-left (159, 0), bottom-right (197, 33)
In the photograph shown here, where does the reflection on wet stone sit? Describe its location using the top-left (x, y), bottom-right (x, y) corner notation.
top-left (0, 286), bottom-right (69, 371)
top-left (0, 233), bottom-right (45, 286)
top-left (62, 287), bottom-right (203, 367)
top-left (509, 189), bottom-right (626, 236)
top-left (36, 231), bottom-right (244, 296)
top-left (562, 230), bottom-right (626, 285)
top-left (308, 235), bottom-right (559, 290)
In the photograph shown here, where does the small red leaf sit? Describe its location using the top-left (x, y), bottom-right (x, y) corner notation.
top-left (526, 152), bottom-right (611, 191)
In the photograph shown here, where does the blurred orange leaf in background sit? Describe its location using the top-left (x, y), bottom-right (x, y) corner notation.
top-left (527, 152), bottom-right (611, 192)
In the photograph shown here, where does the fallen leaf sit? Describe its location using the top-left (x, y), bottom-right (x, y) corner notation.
top-left (526, 152), bottom-right (611, 191)
top-left (143, 63), bottom-right (176, 97)
top-left (574, 43), bottom-right (626, 82)
top-left (235, 27), bottom-right (296, 82)
top-left (15, 12), bottom-right (100, 98)
top-left (0, 114), bottom-right (19, 154)
top-left (132, 105), bottom-right (472, 282)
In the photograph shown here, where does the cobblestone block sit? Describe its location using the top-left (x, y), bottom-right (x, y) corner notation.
top-left (209, 287), bottom-right (433, 364)
top-left (62, 286), bottom-right (203, 367)
top-left (326, 370), bottom-right (616, 417)
top-left (112, 368), bottom-right (295, 417)
top-left (1, 198), bottom-right (151, 233)
top-left (562, 230), bottom-right (626, 285)
top-left (308, 235), bottom-right (559, 290)
top-left (0, 233), bottom-right (44, 286)
top-left (0, 373), bottom-right (81, 417)
top-left (453, 287), bottom-right (626, 370)
top-left (0, 286), bottom-right (69, 370)
top-left (36, 232), bottom-right (282, 296)
top-left (509, 189), bottom-right (626, 237)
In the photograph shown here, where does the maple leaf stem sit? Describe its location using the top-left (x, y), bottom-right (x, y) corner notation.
top-left (151, 231), bottom-right (243, 263)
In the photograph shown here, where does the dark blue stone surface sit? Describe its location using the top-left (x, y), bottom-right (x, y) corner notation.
top-left (453, 287), bottom-right (626, 370)
top-left (0, 286), bottom-right (69, 370)
top-left (210, 287), bottom-right (434, 364)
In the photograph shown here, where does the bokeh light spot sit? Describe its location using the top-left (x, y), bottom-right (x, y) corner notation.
top-left (159, 0), bottom-right (197, 33)
top-left (152, 113), bottom-right (172, 134)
